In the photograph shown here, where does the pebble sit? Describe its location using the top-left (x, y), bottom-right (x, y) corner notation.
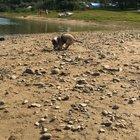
top-left (22, 100), bottom-right (28, 104)
top-left (120, 40), bottom-right (125, 43)
top-left (100, 96), bottom-right (105, 100)
top-left (113, 78), bottom-right (120, 82)
top-left (64, 124), bottom-right (72, 130)
top-left (0, 37), bottom-right (5, 41)
top-left (99, 128), bottom-right (105, 133)
top-left (23, 68), bottom-right (34, 74)
top-left (128, 98), bottom-right (137, 104)
top-left (30, 103), bottom-right (41, 108)
top-left (40, 118), bottom-right (46, 122)
top-left (71, 125), bottom-right (83, 132)
top-left (34, 70), bottom-right (42, 75)
top-left (40, 133), bottom-right (52, 140)
top-left (34, 82), bottom-right (46, 88)
top-left (11, 75), bottom-right (17, 80)
top-left (106, 92), bottom-right (113, 97)
top-left (79, 103), bottom-right (87, 107)
top-left (8, 135), bottom-right (16, 140)
top-left (42, 128), bottom-right (48, 133)
top-left (103, 65), bottom-right (120, 72)
top-left (35, 121), bottom-right (40, 126)
top-left (102, 110), bottom-right (109, 116)
top-left (115, 122), bottom-right (126, 128)
top-left (101, 120), bottom-right (112, 127)
top-left (0, 100), bottom-right (5, 106)
top-left (112, 105), bottom-right (119, 110)
top-left (76, 78), bottom-right (87, 85)
top-left (51, 68), bottom-right (60, 74)
top-left (62, 95), bottom-right (69, 101)
top-left (55, 106), bottom-right (60, 109)
top-left (91, 72), bottom-right (100, 76)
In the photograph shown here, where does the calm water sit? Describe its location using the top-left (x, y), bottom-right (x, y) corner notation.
top-left (0, 17), bottom-right (99, 35)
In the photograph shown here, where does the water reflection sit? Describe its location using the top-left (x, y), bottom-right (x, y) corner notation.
top-left (0, 17), bottom-right (100, 35)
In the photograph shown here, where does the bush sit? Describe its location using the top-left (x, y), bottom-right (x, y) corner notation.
top-left (0, 4), bottom-right (9, 12)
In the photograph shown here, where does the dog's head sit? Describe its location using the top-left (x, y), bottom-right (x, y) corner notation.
top-left (52, 37), bottom-right (59, 50)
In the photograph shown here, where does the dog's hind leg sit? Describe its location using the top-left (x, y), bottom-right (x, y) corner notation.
top-left (64, 40), bottom-right (73, 50)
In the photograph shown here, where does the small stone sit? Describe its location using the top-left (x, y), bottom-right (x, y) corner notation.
top-left (101, 120), bottom-right (112, 127)
top-left (42, 128), bottom-right (48, 133)
top-left (111, 126), bottom-right (118, 131)
top-left (83, 84), bottom-right (93, 93)
top-left (40, 133), bottom-right (52, 140)
top-left (23, 68), bottom-right (34, 74)
top-left (102, 110), bottom-right (109, 116)
top-left (35, 122), bottom-right (40, 126)
top-left (0, 37), bottom-right (5, 41)
top-left (113, 78), bottom-right (120, 82)
top-left (63, 58), bottom-right (72, 62)
top-left (107, 92), bottom-right (112, 97)
top-left (22, 100), bottom-right (28, 104)
top-left (40, 118), bottom-right (46, 122)
top-left (48, 115), bottom-right (56, 122)
top-left (112, 105), bottom-right (119, 110)
top-left (115, 122), bottom-right (126, 128)
top-left (51, 68), bottom-right (60, 74)
top-left (8, 135), bottom-right (16, 140)
top-left (71, 126), bottom-right (79, 132)
top-left (120, 40), bottom-right (125, 43)
top-left (30, 103), bottom-right (41, 108)
top-left (128, 98), bottom-right (137, 104)
top-left (62, 95), bottom-right (69, 101)
top-left (91, 72), bottom-right (100, 76)
top-left (34, 82), bottom-right (46, 88)
top-left (99, 128), bottom-right (105, 133)
top-left (64, 125), bottom-right (72, 130)
top-left (75, 84), bottom-right (85, 89)
top-left (57, 97), bottom-right (61, 101)
top-left (68, 121), bottom-right (74, 125)
top-left (59, 71), bottom-right (69, 76)
top-left (76, 78), bottom-right (87, 85)
top-left (55, 106), bottom-right (60, 109)
top-left (0, 100), bottom-right (5, 106)
top-left (103, 65), bottom-right (119, 72)
top-left (100, 96), bottom-right (105, 100)
top-left (11, 75), bottom-right (17, 80)
top-left (79, 103), bottom-right (87, 107)
top-left (35, 70), bottom-right (42, 75)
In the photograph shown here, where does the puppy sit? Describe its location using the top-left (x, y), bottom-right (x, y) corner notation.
top-left (52, 33), bottom-right (82, 51)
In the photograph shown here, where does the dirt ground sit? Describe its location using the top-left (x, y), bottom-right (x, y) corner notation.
top-left (0, 30), bottom-right (140, 140)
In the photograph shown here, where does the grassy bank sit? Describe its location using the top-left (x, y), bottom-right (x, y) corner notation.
top-left (1, 10), bottom-right (140, 22)
top-left (69, 10), bottom-right (140, 22)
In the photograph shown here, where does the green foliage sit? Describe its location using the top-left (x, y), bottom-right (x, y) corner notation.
top-left (0, 0), bottom-right (139, 11)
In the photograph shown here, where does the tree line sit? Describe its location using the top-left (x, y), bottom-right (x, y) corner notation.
top-left (0, 0), bottom-right (139, 12)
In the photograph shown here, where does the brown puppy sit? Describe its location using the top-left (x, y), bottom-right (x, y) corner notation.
top-left (52, 33), bottom-right (82, 51)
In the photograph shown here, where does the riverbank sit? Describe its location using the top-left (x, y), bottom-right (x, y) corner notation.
top-left (1, 10), bottom-right (140, 30)
top-left (0, 30), bottom-right (140, 140)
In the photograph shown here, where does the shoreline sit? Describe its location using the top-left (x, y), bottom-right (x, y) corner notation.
top-left (1, 12), bottom-right (140, 32)
top-left (1, 13), bottom-right (98, 26)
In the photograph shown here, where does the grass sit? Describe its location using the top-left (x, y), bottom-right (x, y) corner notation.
top-left (1, 9), bottom-right (140, 23)
top-left (68, 10), bottom-right (140, 22)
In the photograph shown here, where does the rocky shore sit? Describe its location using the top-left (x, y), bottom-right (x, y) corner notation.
top-left (0, 30), bottom-right (140, 140)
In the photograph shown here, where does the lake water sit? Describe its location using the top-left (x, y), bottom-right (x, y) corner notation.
top-left (0, 17), bottom-right (100, 35)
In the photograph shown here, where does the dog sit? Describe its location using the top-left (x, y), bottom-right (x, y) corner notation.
top-left (51, 33), bottom-right (82, 51)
